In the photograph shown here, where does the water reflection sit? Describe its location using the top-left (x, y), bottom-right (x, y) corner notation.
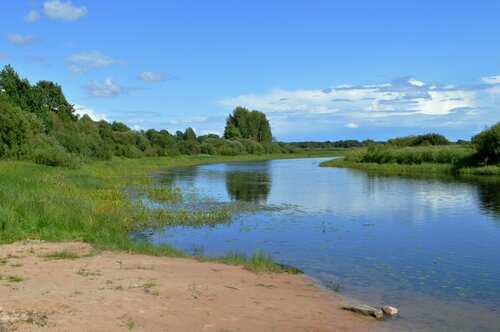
top-left (147, 158), bottom-right (500, 331)
top-left (156, 167), bottom-right (199, 188)
top-left (477, 178), bottom-right (500, 219)
top-left (225, 168), bottom-right (271, 203)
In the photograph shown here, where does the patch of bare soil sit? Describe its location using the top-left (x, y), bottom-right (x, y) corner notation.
top-left (0, 240), bottom-right (381, 331)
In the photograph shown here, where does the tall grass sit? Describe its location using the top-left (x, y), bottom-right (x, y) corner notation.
top-left (320, 146), bottom-right (500, 176)
top-left (0, 152), bottom-right (326, 269)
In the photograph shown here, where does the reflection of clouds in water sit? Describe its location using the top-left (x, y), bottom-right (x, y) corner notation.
top-left (267, 165), bottom-right (482, 225)
top-left (156, 159), bottom-right (499, 224)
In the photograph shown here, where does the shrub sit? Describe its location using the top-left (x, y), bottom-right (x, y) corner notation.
top-left (237, 139), bottom-right (264, 155)
top-left (217, 140), bottom-right (246, 155)
top-left (200, 142), bottom-right (216, 155)
top-left (179, 140), bottom-right (201, 155)
top-left (471, 122), bottom-right (500, 165)
top-left (31, 136), bottom-right (78, 168)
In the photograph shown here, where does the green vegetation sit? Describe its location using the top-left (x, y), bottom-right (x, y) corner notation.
top-left (0, 153), bottom-right (333, 273)
top-left (471, 122), bottom-right (500, 165)
top-left (200, 251), bottom-right (303, 274)
top-left (7, 275), bottom-right (24, 282)
top-left (144, 188), bottom-right (182, 202)
top-left (321, 127), bottom-right (500, 175)
top-left (45, 250), bottom-right (80, 260)
top-left (223, 106), bottom-right (273, 142)
top-left (0, 65), bottom-right (299, 168)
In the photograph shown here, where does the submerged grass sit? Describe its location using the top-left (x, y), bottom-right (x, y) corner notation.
top-left (143, 187), bottom-right (182, 202)
top-left (0, 152), bottom-right (324, 271)
top-left (321, 146), bottom-right (500, 176)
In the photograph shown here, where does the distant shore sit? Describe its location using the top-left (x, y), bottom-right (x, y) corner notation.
top-left (0, 240), bottom-right (379, 331)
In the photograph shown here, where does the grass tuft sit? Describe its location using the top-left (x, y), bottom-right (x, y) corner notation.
top-left (199, 251), bottom-right (303, 274)
top-left (45, 250), bottom-right (80, 260)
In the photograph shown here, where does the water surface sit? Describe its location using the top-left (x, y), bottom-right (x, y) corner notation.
top-left (145, 158), bottom-right (500, 331)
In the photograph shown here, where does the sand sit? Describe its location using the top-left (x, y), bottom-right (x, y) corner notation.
top-left (0, 240), bottom-right (382, 331)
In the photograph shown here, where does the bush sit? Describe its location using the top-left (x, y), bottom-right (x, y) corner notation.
top-left (471, 122), bottom-right (500, 165)
top-left (388, 133), bottom-right (450, 147)
top-left (31, 136), bottom-right (78, 168)
top-left (0, 94), bottom-right (44, 158)
top-left (200, 142), bottom-right (216, 155)
top-left (217, 140), bottom-right (246, 155)
top-left (179, 140), bottom-right (201, 155)
top-left (237, 139), bottom-right (264, 155)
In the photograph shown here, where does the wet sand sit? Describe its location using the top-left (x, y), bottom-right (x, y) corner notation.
top-left (0, 240), bottom-right (382, 331)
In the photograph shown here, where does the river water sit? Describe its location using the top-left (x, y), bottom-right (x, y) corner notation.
top-left (144, 157), bottom-right (500, 331)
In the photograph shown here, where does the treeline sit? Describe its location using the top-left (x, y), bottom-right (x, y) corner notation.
top-left (290, 139), bottom-right (383, 149)
top-left (0, 65), bottom-right (298, 167)
top-left (292, 133), bottom-right (468, 150)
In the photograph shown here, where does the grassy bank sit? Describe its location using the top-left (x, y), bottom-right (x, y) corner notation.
top-left (320, 146), bottom-right (500, 176)
top-left (0, 152), bottom-right (336, 272)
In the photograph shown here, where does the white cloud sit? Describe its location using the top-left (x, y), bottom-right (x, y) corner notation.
top-left (345, 122), bottom-right (359, 129)
top-left (137, 71), bottom-right (165, 83)
top-left (43, 0), bottom-right (87, 21)
top-left (408, 77), bottom-right (425, 87)
top-left (221, 77), bottom-right (476, 118)
top-left (132, 125), bottom-right (143, 131)
top-left (129, 118), bottom-right (144, 124)
top-left (481, 75), bottom-right (500, 85)
top-left (74, 104), bottom-right (108, 121)
top-left (5, 33), bottom-right (35, 46)
top-left (66, 50), bottom-right (121, 74)
top-left (220, 75), bottom-right (499, 139)
top-left (24, 10), bottom-right (40, 23)
top-left (84, 77), bottom-right (131, 97)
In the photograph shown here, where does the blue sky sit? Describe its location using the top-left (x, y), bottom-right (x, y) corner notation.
top-left (1, 1), bottom-right (499, 141)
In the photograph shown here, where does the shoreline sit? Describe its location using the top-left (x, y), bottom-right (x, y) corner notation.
top-left (0, 240), bottom-right (381, 331)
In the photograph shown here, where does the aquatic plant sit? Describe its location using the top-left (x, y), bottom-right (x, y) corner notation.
top-left (143, 187), bottom-right (182, 202)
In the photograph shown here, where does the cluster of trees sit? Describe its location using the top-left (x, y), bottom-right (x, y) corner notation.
top-left (471, 122), bottom-right (500, 165)
top-left (223, 107), bottom-right (273, 142)
top-left (0, 65), bottom-right (297, 167)
top-left (387, 133), bottom-right (450, 147)
top-left (290, 139), bottom-right (383, 149)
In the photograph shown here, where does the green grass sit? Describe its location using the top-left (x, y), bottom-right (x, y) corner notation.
top-left (7, 275), bottom-right (23, 282)
top-left (143, 187), bottom-right (182, 202)
top-left (199, 251), bottom-right (303, 274)
top-left (0, 153), bottom-right (326, 272)
top-left (45, 250), bottom-right (80, 260)
top-left (320, 146), bottom-right (500, 176)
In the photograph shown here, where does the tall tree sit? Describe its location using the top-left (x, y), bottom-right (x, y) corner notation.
top-left (183, 127), bottom-right (197, 141)
top-left (223, 107), bottom-right (272, 143)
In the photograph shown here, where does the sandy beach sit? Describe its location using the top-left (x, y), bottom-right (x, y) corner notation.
top-left (0, 240), bottom-right (382, 331)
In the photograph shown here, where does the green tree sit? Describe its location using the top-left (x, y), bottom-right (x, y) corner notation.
top-left (0, 94), bottom-right (43, 158)
top-left (471, 122), bottom-right (500, 164)
top-left (183, 127), bottom-right (197, 141)
top-left (32, 80), bottom-right (77, 123)
top-left (224, 107), bottom-right (272, 143)
top-left (0, 65), bottom-right (37, 116)
top-left (145, 129), bottom-right (179, 156)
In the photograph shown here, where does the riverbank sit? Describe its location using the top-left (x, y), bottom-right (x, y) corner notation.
top-left (0, 152), bottom-right (342, 251)
top-left (0, 240), bottom-right (379, 331)
top-left (320, 147), bottom-right (500, 176)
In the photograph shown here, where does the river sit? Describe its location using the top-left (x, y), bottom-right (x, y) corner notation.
top-left (143, 157), bottom-right (500, 331)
